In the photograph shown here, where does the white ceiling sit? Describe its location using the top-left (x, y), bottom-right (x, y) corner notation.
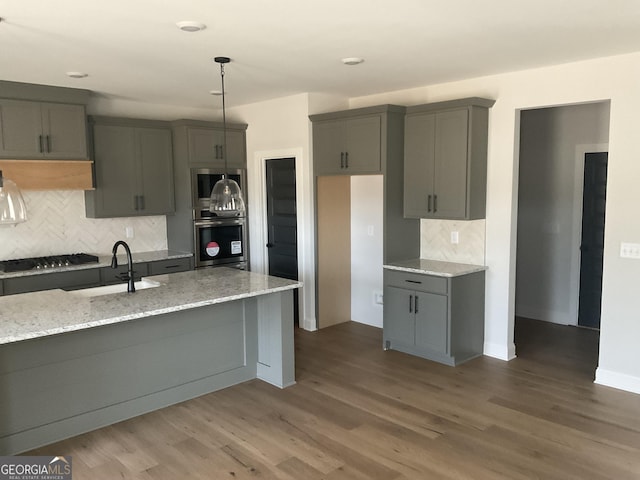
top-left (2, 0), bottom-right (640, 109)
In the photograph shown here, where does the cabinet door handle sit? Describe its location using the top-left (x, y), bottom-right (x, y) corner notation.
top-left (46, 135), bottom-right (51, 153)
top-left (415, 295), bottom-right (419, 314)
top-left (340, 152), bottom-right (344, 169)
top-left (434, 194), bottom-right (438, 213)
top-left (345, 151), bottom-right (349, 169)
top-left (409, 294), bottom-right (413, 313)
top-left (427, 194), bottom-right (432, 212)
top-left (406, 279), bottom-right (422, 284)
top-left (140, 195), bottom-right (145, 210)
top-left (133, 195), bottom-right (139, 211)
top-left (38, 135), bottom-right (44, 153)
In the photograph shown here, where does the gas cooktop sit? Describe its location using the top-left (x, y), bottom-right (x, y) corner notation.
top-left (0, 253), bottom-right (100, 273)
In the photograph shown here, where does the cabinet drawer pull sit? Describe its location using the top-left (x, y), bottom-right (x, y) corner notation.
top-left (409, 294), bottom-right (413, 313)
top-left (406, 279), bottom-right (422, 284)
top-left (163, 264), bottom-right (180, 269)
top-left (427, 194), bottom-right (432, 212)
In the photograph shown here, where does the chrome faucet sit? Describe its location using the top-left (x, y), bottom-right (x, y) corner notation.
top-left (111, 240), bottom-right (135, 293)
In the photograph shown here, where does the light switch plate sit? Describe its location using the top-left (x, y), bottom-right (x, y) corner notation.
top-left (620, 242), bottom-right (640, 259)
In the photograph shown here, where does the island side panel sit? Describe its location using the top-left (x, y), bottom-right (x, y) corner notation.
top-left (255, 289), bottom-right (296, 388)
top-left (0, 300), bottom-right (258, 455)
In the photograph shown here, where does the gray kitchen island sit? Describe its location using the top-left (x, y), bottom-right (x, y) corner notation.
top-left (0, 267), bottom-right (301, 454)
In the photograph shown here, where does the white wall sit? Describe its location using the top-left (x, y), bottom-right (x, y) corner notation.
top-left (349, 51), bottom-right (640, 394)
top-left (228, 93), bottom-right (318, 331)
top-left (516, 103), bottom-right (610, 325)
top-left (350, 175), bottom-right (384, 327)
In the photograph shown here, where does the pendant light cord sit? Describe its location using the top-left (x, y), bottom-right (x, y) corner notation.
top-left (220, 62), bottom-right (228, 179)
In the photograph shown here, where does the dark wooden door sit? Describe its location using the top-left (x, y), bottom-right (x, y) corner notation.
top-left (578, 152), bottom-right (608, 329)
top-left (266, 158), bottom-right (298, 280)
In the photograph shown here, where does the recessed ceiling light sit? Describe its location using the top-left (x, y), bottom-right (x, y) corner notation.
top-left (176, 21), bottom-right (206, 32)
top-left (66, 72), bottom-right (88, 79)
top-left (342, 57), bottom-right (364, 66)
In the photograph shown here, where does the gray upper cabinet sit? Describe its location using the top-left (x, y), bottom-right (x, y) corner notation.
top-left (186, 126), bottom-right (246, 168)
top-left (312, 114), bottom-right (382, 175)
top-left (0, 99), bottom-right (88, 159)
top-left (404, 97), bottom-right (494, 220)
top-left (85, 117), bottom-right (175, 218)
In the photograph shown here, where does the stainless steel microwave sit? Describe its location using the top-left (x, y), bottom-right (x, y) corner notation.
top-left (191, 167), bottom-right (246, 220)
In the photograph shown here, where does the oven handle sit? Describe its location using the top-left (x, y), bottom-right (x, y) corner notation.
top-left (194, 219), bottom-right (244, 227)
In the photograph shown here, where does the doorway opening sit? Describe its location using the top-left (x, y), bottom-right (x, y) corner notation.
top-left (514, 101), bottom-right (610, 374)
top-left (265, 157), bottom-right (299, 325)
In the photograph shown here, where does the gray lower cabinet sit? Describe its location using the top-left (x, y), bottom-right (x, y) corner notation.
top-left (0, 99), bottom-right (88, 159)
top-left (85, 117), bottom-right (175, 217)
top-left (148, 257), bottom-right (192, 275)
top-left (312, 114), bottom-right (382, 175)
top-left (100, 263), bottom-right (150, 285)
top-left (102, 258), bottom-right (191, 284)
top-left (383, 269), bottom-right (485, 366)
top-left (2, 269), bottom-right (101, 296)
top-left (404, 97), bottom-right (494, 220)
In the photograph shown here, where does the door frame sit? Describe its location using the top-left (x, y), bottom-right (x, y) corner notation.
top-left (570, 143), bottom-right (608, 325)
top-left (250, 147), bottom-right (316, 331)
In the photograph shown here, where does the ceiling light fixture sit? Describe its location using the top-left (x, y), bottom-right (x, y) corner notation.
top-left (176, 21), bottom-right (206, 32)
top-left (0, 170), bottom-right (27, 226)
top-left (66, 72), bottom-right (88, 78)
top-left (342, 57), bottom-right (364, 66)
top-left (209, 57), bottom-right (246, 217)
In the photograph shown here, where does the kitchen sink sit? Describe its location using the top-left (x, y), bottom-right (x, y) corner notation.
top-left (68, 278), bottom-right (162, 297)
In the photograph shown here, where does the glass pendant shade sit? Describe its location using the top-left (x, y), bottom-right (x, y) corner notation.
top-left (208, 56), bottom-right (247, 217)
top-left (0, 171), bottom-right (27, 226)
top-left (209, 177), bottom-right (246, 216)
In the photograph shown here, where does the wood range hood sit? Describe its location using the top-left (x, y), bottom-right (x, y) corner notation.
top-left (0, 159), bottom-right (94, 191)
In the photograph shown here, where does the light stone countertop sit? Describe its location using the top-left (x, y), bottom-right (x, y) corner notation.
top-left (0, 268), bottom-right (301, 345)
top-left (0, 250), bottom-right (192, 280)
top-left (384, 258), bottom-right (487, 277)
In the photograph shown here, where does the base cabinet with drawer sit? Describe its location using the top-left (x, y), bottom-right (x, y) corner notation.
top-left (383, 269), bottom-right (485, 366)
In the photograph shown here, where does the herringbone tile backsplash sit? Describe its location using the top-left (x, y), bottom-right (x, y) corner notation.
top-left (0, 191), bottom-right (168, 260)
top-left (420, 219), bottom-right (486, 265)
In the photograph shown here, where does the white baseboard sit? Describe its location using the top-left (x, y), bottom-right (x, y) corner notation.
top-left (595, 368), bottom-right (640, 395)
top-left (516, 305), bottom-right (573, 325)
top-left (483, 341), bottom-right (517, 361)
top-left (301, 316), bottom-right (317, 332)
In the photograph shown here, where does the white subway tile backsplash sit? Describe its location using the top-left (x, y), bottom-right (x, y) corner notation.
top-left (0, 191), bottom-right (168, 260)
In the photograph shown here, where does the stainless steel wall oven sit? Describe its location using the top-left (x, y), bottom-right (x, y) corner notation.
top-left (194, 218), bottom-right (247, 269)
top-left (191, 168), bottom-right (248, 269)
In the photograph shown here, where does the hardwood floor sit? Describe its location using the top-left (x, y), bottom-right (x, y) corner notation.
top-left (29, 320), bottom-right (640, 479)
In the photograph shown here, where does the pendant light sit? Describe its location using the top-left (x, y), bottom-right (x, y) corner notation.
top-left (0, 170), bottom-right (27, 226)
top-left (209, 56), bottom-right (246, 217)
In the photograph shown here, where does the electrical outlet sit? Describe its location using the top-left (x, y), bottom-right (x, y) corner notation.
top-left (367, 225), bottom-right (374, 236)
top-left (450, 231), bottom-right (459, 244)
top-left (374, 291), bottom-right (384, 305)
top-left (125, 226), bottom-right (135, 239)
top-left (620, 242), bottom-right (640, 259)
